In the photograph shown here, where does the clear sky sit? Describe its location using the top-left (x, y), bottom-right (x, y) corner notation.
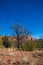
top-left (0, 0), bottom-right (43, 38)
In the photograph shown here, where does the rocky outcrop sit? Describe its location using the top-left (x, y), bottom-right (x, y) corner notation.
top-left (0, 36), bottom-right (36, 41)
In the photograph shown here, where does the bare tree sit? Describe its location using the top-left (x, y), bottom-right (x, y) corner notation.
top-left (39, 34), bottom-right (43, 40)
top-left (11, 23), bottom-right (31, 49)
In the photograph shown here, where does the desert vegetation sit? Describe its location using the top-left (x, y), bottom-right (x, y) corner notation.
top-left (0, 37), bottom-right (43, 51)
top-left (0, 23), bottom-right (43, 51)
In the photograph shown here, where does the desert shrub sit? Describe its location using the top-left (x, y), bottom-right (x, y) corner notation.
top-left (26, 41), bottom-right (32, 51)
top-left (21, 40), bottom-right (43, 51)
top-left (0, 40), bottom-right (4, 48)
top-left (2, 36), bottom-right (10, 48)
top-left (21, 41), bottom-right (37, 51)
top-left (9, 41), bottom-right (15, 48)
top-left (9, 40), bottom-right (18, 48)
top-left (21, 44), bottom-right (28, 51)
top-left (36, 41), bottom-right (41, 48)
top-left (30, 40), bottom-right (43, 50)
top-left (36, 40), bottom-right (43, 48)
top-left (26, 40), bottom-right (43, 51)
top-left (29, 41), bottom-right (41, 51)
top-left (30, 41), bottom-right (38, 50)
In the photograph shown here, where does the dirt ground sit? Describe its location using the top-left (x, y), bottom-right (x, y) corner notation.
top-left (0, 48), bottom-right (43, 65)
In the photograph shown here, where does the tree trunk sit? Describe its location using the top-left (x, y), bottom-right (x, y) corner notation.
top-left (17, 40), bottom-right (20, 49)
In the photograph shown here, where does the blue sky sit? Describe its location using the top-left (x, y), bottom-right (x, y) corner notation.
top-left (0, 0), bottom-right (43, 38)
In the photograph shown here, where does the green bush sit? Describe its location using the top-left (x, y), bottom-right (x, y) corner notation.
top-left (21, 44), bottom-right (28, 51)
top-left (28, 41), bottom-right (42, 51)
top-left (30, 41), bottom-right (38, 50)
top-left (29, 40), bottom-right (43, 50)
top-left (21, 41), bottom-right (36, 51)
top-left (21, 40), bottom-right (43, 51)
top-left (0, 40), bottom-right (4, 48)
top-left (36, 40), bottom-right (43, 48)
top-left (26, 41), bottom-right (32, 51)
top-left (2, 36), bottom-right (10, 48)
top-left (9, 41), bottom-right (15, 48)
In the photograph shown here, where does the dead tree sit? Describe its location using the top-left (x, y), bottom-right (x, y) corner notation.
top-left (11, 23), bottom-right (31, 49)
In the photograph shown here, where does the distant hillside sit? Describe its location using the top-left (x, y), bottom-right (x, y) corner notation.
top-left (0, 36), bottom-right (37, 41)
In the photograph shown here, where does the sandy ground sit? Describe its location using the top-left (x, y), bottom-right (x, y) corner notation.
top-left (0, 48), bottom-right (43, 65)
